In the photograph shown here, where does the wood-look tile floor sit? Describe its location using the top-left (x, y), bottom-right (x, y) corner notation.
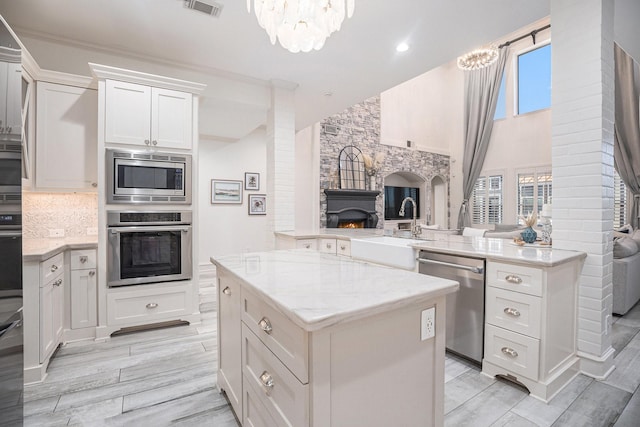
top-left (23, 284), bottom-right (640, 426)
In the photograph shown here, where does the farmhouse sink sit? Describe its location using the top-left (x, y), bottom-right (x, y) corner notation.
top-left (350, 236), bottom-right (427, 271)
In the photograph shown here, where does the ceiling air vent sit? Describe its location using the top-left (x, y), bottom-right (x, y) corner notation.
top-left (184, 0), bottom-right (223, 17)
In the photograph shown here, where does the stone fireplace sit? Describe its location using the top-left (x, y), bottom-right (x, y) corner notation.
top-left (324, 189), bottom-right (379, 228)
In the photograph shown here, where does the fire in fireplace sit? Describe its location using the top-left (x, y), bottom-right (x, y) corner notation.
top-left (338, 221), bottom-right (365, 229)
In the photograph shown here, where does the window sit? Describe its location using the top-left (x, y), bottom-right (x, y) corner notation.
top-left (517, 43), bottom-right (551, 115)
top-left (517, 170), bottom-right (552, 222)
top-left (494, 75), bottom-right (506, 120)
top-left (472, 174), bottom-right (503, 225)
top-left (614, 170), bottom-right (627, 228)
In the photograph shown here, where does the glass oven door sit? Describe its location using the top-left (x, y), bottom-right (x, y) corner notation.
top-left (107, 225), bottom-right (192, 287)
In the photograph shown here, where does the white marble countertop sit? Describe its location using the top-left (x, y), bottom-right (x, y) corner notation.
top-left (23, 236), bottom-right (98, 262)
top-left (410, 234), bottom-right (586, 267)
top-left (211, 250), bottom-right (459, 332)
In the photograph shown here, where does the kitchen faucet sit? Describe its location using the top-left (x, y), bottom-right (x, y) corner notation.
top-left (399, 197), bottom-right (421, 238)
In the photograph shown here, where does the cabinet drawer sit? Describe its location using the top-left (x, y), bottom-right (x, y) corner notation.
top-left (107, 285), bottom-right (191, 326)
top-left (242, 288), bottom-right (308, 384)
top-left (336, 239), bottom-right (351, 257)
top-left (70, 249), bottom-right (97, 270)
top-left (484, 324), bottom-right (539, 380)
top-left (40, 252), bottom-right (64, 285)
top-left (486, 261), bottom-right (543, 297)
top-left (318, 238), bottom-right (337, 254)
top-left (242, 324), bottom-right (308, 427)
top-left (295, 239), bottom-right (317, 251)
top-left (243, 377), bottom-right (278, 427)
top-left (486, 287), bottom-right (542, 338)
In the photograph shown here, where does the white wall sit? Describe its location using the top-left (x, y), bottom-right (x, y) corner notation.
top-left (198, 129), bottom-right (269, 265)
top-left (294, 124), bottom-right (319, 231)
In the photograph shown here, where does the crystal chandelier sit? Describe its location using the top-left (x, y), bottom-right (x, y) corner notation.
top-left (457, 46), bottom-right (499, 71)
top-left (247, 0), bottom-right (355, 53)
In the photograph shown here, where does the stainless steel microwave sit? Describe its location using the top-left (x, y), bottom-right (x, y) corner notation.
top-left (106, 149), bottom-right (191, 204)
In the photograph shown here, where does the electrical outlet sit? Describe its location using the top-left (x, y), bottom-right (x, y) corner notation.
top-left (49, 229), bottom-right (64, 238)
top-left (421, 307), bottom-right (435, 340)
top-left (87, 227), bottom-right (98, 236)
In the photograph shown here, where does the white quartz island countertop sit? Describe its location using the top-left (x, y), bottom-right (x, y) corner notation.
top-left (211, 249), bottom-right (459, 332)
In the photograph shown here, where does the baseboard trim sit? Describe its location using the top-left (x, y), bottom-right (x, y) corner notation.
top-left (578, 346), bottom-right (616, 380)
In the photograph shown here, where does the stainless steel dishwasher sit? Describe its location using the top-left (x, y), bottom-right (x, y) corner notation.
top-left (418, 251), bottom-right (485, 364)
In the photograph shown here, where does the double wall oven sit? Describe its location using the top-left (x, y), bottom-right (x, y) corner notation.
top-left (107, 211), bottom-right (192, 287)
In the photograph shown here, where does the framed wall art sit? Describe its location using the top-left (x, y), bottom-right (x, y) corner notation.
top-left (245, 172), bottom-right (260, 190)
top-left (211, 179), bottom-right (243, 204)
top-left (248, 194), bottom-right (266, 215)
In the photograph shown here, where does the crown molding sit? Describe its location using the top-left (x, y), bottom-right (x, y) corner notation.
top-left (89, 62), bottom-right (207, 95)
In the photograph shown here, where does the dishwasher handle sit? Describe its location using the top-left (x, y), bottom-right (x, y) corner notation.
top-left (417, 257), bottom-right (484, 275)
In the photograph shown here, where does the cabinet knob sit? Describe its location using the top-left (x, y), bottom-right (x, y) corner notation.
top-left (259, 371), bottom-right (274, 389)
top-left (50, 264), bottom-right (58, 272)
top-left (53, 279), bottom-right (62, 287)
top-left (304, 244), bottom-right (311, 249)
top-left (258, 317), bottom-right (273, 334)
top-left (340, 244), bottom-right (346, 250)
top-left (152, 140), bottom-right (158, 146)
top-left (222, 286), bottom-right (231, 295)
top-left (501, 347), bottom-right (518, 358)
top-left (80, 256), bottom-right (88, 264)
top-left (503, 307), bottom-right (521, 317)
top-left (504, 274), bottom-right (522, 284)
top-left (326, 243), bottom-right (332, 249)
top-left (144, 139), bottom-right (150, 145)
top-left (91, 182), bottom-right (97, 188)
top-left (89, 270), bottom-right (96, 277)
top-left (146, 303), bottom-right (158, 309)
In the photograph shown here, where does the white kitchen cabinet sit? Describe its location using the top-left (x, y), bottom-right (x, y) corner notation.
top-left (0, 60), bottom-right (22, 137)
top-left (38, 253), bottom-right (64, 364)
top-left (70, 250), bottom-right (97, 330)
top-left (318, 238), bottom-right (337, 254)
top-left (217, 272), bottom-right (243, 418)
top-left (35, 82), bottom-right (97, 190)
top-left (482, 260), bottom-right (581, 402)
top-left (104, 80), bottom-right (192, 150)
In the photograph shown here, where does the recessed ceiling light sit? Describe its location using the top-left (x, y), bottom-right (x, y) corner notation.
top-left (396, 42), bottom-right (409, 53)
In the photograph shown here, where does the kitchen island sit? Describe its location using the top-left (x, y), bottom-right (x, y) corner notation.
top-left (211, 250), bottom-right (459, 427)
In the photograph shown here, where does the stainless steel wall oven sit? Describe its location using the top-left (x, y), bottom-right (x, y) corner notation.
top-left (107, 211), bottom-right (192, 287)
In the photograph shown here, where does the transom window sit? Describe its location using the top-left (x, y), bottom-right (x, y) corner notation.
top-left (517, 43), bottom-right (552, 115)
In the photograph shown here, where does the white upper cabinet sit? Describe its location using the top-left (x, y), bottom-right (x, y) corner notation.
top-left (35, 82), bottom-right (98, 190)
top-left (105, 80), bottom-right (192, 150)
top-left (0, 61), bottom-right (22, 137)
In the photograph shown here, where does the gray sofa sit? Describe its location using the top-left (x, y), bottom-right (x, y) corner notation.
top-left (612, 232), bottom-right (640, 315)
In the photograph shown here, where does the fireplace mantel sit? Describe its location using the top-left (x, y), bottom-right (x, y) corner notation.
top-left (324, 189), bottom-right (380, 228)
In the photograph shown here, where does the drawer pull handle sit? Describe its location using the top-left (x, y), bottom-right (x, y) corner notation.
top-left (259, 371), bottom-right (274, 389)
top-left (503, 307), bottom-right (521, 317)
top-left (146, 303), bottom-right (158, 309)
top-left (80, 256), bottom-right (88, 264)
top-left (50, 264), bottom-right (58, 272)
top-left (222, 286), bottom-right (231, 296)
top-left (501, 347), bottom-right (518, 358)
top-left (304, 244), bottom-right (311, 249)
top-left (505, 274), bottom-right (522, 284)
top-left (326, 243), bottom-right (332, 249)
top-left (53, 279), bottom-right (62, 287)
top-left (89, 270), bottom-right (96, 277)
top-left (340, 244), bottom-right (346, 250)
top-left (258, 317), bottom-right (273, 334)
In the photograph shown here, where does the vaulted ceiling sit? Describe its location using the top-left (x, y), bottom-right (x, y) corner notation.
top-left (0, 0), bottom-right (638, 139)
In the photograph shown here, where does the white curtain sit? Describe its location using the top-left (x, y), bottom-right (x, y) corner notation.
top-left (614, 43), bottom-right (640, 228)
top-left (457, 48), bottom-right (508, 230)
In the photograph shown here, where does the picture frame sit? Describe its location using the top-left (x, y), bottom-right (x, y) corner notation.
top-left (248, 194), bottom-right (266, 215)
top-left (211, 179), bottom-right (243, 204)
top-left (245, 172), bottom-right (260, 191)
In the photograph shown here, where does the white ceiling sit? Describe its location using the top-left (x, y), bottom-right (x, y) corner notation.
top-left (0, 0), bottom-right (638, 138)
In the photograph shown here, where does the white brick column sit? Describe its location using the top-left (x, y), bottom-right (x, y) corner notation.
top-left (266, 80), bottom-right (297, 249)
top-left (551, 0), bottom-right (615, 378)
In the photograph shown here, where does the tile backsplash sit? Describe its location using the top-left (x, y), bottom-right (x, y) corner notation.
top-left (23, 192), bottom-right (98, 239)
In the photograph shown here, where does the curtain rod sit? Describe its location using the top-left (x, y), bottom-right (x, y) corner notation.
top-left (498, 24), bottom-right (551, 49)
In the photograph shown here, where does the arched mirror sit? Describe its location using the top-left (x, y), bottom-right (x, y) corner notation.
top-left (338, 145), bottom-right (365, 190)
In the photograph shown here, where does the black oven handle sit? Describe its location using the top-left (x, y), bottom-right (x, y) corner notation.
top-left (109, 225), bottom-right (191, 234)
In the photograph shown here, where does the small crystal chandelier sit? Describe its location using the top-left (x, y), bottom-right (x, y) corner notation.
top-left (457, 46), bottom-right (499, 71)
top-left (247, 0), bottom-right (355, 53)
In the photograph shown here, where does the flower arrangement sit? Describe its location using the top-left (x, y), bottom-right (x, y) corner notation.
top-left (362, 152), bottom-right (385, 176)
top-left (520, 211), bottom-right (537, 227)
